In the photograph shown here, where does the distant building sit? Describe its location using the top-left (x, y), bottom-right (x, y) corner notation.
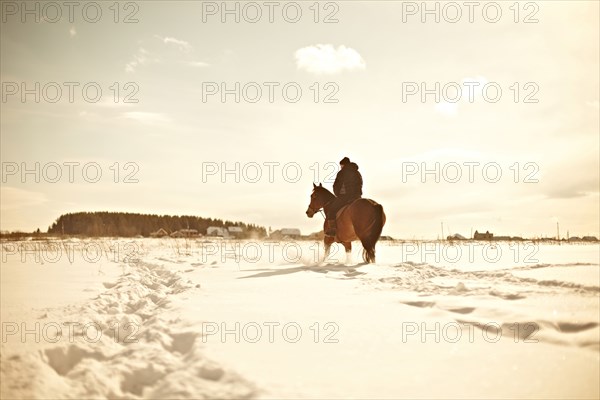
top-left (207, 226), bottom-right (229, 237)
top-left (150, 228), bottom-right (169, 238)
top-left (281, 228), bottom-right (301, 236)
top-left (227, 226), bottom-right (244, 237)
top-left (473, 230), bottom-right (493, 240)
top-left (447, 233), bottom-right (467, 241)
top-left (492, 236), bottom-right (511, 241)
top-left (171, 229), bottom-right (199, 238)
top-left (270, 228), bottom-right (302, 240)
top-left (306, 231), bottom-right (325, 240)
top-left (582, 236), bottom-right (598, 242)
top-left (566, 236), bottom-right (599, 242)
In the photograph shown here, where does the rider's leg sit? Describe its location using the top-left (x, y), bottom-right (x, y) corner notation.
top-left (325, 195), bottom-right (359, 238)
top-left (324, 198), bottom-right (342, 237)
top-left (324, 218), bottom-right (336, 237)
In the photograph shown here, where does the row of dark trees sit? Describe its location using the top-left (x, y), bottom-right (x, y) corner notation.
top-left (46, 212), bottom-right (267, 238)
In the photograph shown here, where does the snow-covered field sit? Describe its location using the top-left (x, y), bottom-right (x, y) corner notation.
top-left (1, 238), bottom-right (599, 399)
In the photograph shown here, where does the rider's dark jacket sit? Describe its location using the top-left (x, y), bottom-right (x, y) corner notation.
top-left (333, 162), bottom-right (363, 200)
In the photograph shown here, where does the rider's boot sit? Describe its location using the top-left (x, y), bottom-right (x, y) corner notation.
top-left (324, 219), bottom-right (337, 237)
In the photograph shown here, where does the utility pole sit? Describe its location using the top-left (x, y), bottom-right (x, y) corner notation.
top-left (557, 221), bottom-right (560, 240)
top-left (441, 222), bottom-right (444, 240)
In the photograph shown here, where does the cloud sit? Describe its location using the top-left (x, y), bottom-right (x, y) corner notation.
top-left (0, 187), bottom-right (47, 210)
top-left (540, 151), bottom-right (599, 199)
top-left (543, 174), bottom-right (599, 199)
top-left (126, 37), bottom-right (207, 72)
top-left (156, 36), bottom-right (210, 67)
top-left (295, 44), bottom-right (365, 74)
top-left (155, 35), bottom-right (192, 53)
top-left (122, 111), bottom-right (170, 125)
top-left (78, 110), bottom-right (100, 119)
top-left (125, 47), bottom-right (152, 73)
top-left (544, 181), bottom-right (598, 199)
top-left (186, 61), bottom-right (210, 68)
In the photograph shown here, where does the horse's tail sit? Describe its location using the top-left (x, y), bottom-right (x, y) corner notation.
top-left (360, 203), bottom-right (384, 263)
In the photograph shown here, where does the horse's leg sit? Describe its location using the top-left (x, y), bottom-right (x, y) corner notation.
top-left (322, 236), bottom-right (334, 264)
top-left (323, 243), bottom-right (331, 260)
top-left (349, 201), bottom-right (384, 264)
top-left (342, 242), bottom-right (352, 265)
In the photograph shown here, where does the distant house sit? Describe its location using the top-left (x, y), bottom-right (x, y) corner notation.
top-left (150, 228), bottom-right (169, 238)
top-left (171, 229), bottom-right (199, 238)
top-left (473, 230), bottom-right (493, 240)
top-left (492, 236), bottom-right (511, 241)
top-left (207, 226), bottom-right (229, 237)
top-left (447, 233), bottom-right (467, 241)
top-left (568, 236), bottom-right (581, 242)
top-left (270, 228), bottom-right (302, 240)
top-left (281, 228), bottom-right (301, 239)
top-left (582, 236), bottom-right (598, 242)
top-left (306, 231), bottom-right (325, 240)
top-left (227, 227), bottom-right (243, 237)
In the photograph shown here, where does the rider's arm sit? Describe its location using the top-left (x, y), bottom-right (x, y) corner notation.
top-left (333, 170), bottom-right (343, 196)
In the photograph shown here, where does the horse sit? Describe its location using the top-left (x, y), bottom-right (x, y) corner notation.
top-left (306, 183), bottom-right (386, 263)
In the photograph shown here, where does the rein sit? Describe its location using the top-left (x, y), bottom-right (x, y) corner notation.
top-left (308, 195), bottom-right (335, 218)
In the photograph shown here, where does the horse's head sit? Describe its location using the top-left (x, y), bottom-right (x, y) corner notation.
top-left (306, 183), bottom-right (334, 218)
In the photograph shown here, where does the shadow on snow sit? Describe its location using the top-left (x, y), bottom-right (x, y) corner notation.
top-left (238, 262), bottom-right (369, 279)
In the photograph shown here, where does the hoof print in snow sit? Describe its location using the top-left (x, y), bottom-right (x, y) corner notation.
top-left (120, 365), bottom-right (166, 397)
top-left (446, 307), bottom-right (476, 314)
top-left (198, 363), bottom-right (225, 381)
top-left (556, 321), bottom-right (599, 333)
top-left (43, 345), bottom-right (106, 376)
top-left (452, 282), bottom-right (469, 293)
top-left (170, 331), bottom-right (199, 354)
top-left (489, 290), bottom-right (526, 300)
top-left (402, 301), bottom-right (436, 308)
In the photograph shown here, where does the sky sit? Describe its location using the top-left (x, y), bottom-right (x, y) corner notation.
top-left (1, 0), bottom-right (599, 239)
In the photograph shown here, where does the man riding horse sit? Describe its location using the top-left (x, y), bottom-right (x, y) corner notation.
top-left (324, 157), bottom-right (363, 237)
top-left (306, 160), bottom-right (385, 263)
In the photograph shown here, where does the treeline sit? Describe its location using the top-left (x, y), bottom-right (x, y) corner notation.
top-left (46, 212), bottom-right (267, 238)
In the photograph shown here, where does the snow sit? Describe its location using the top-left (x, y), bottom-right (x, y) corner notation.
top-left (1, 238), bottom-right (599, 399)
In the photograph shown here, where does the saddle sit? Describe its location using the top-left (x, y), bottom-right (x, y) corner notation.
top-left (334, 198), bottom-right (378, 219)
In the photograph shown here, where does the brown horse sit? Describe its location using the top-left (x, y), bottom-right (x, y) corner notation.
top-left (306, 183), bottom-right (386, 263)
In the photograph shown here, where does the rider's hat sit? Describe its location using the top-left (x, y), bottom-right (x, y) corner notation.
top-left (339, 157), bottom-right (350, 165)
